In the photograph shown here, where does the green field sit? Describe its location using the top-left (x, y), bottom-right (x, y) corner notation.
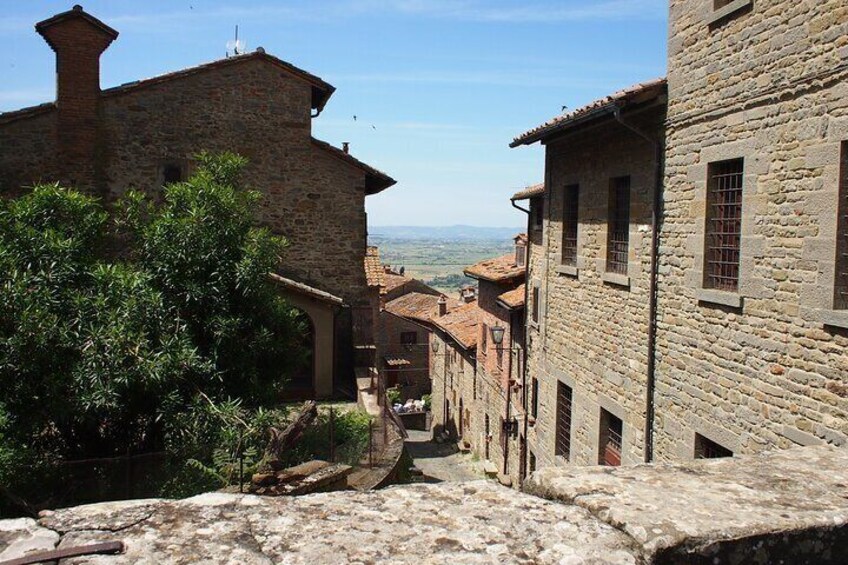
top-left (369, 227), bottom-right (519, 296)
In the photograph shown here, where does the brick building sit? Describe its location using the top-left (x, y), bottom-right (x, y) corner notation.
top-left (0, 6), bottom-right (396, 398)
top-left (510, 0), bottom-right (848, 476)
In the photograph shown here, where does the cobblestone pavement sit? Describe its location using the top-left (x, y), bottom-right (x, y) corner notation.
top-left (404, 429), bottom-right (486, 483)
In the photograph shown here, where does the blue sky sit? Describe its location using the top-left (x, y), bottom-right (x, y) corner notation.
top-left (0, 1), bottom-right (668, 227)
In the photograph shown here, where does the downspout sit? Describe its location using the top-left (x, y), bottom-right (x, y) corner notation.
top-left (511, 198), bottom-right (531, 483)
top-left (612, 106), bottom-right (663, 463)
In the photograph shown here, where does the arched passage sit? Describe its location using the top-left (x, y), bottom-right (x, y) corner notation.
top-left (269, 274), bottom-right (343, 399)
top-left (287, 308), bottom-right (315, 396)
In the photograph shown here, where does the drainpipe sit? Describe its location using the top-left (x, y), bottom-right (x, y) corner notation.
top-left (612, 105), bottom-right (663, 463)
top-left (511, 198), bottom-right (531, 483)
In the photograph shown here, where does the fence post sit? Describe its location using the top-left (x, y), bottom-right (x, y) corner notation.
top-left (329, 407), bottom-right (336, 463)
top-left (368, 420), bottom-right (374, 469)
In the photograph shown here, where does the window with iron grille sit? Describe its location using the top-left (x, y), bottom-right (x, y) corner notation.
top-left (532, 197), bottom-right (544, 229)
top-left (400, 331), bottom-right (417, 345)
top-left (835, 142), bottom-right (848, 310)
top-left (561, 185), bottom-right (579, 266)
top-left (531, 378), bottom-right (539, 419)
top-left (704, 159), bottom-right (744, 292)
top-left (555, 382), bottom-right (573, 460)
top-left (531, 286), bottom-right (540, 323)
top-left (599, 409), bottom-right (623, 467)
top-left (695, 433), bottom-right (733, 459)
top-left (606, 177), bottom-right (630, 275)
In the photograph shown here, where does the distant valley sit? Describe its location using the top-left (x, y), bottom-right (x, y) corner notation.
top-left (369, 225), bottom-right (523, 296)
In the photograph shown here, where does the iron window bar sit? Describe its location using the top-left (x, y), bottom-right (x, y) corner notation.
top-left (836, 144), bottom-right (848, 310)
top-left (555, 383), bottom-right (573, 460)
top-left (607, 177), bottom-right (630, 275)
top-left (705, 160), bottom-right (744, 292)
top-left (561, 185), bottom-right (579, 266)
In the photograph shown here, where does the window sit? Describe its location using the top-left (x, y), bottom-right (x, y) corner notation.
top-left (162, 163), bottom-right (183, 185)
top-left (515, 243), bottom-right (526, 268)
top-left (532, 197), bottom-right (544, 230)
top-left (606, 177), bottom-right (630, 275)
top-left (555, 383), bottom-right (573, 460)
top-left (531, 378), bottom-right (539, 419)
top-left (561, 185), bottom-right (579, 266)
top-left (704, 159), bottom-right (744, 292)
top-left (599, 409), bottom-right (623, 467)
top-left (481, 323), bottom-right (488, 354)
top-left (695, 433), bottom-right (733, 459)
top-left (836, 142), bottom-right (848, 310)
top-left (714, 0), bottom-right (735, 7)
top-left (529, 451), bottom-right (537, 473)
top-left (400, 331), bottom-right (417, 345)
top-left (708, 0), bottom-right (753, 27)
top-left (531, 286), bottom-right (540, 324)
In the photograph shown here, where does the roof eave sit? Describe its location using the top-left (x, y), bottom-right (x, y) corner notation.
top-left (510, 104), bottom-right (617, 148)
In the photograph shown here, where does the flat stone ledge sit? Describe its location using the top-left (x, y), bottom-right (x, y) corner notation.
top-left (820, 308), bottom-right (848, 330)
top-left (696, 287), bottom-right (743, 308)
top-left (525, 444), bottom-right (848, 564)
top-left (706, 0), bottom-right (752, 27)
top-left (556, 264), bottom-right (579, 277)
top-left (601, 272), bottom-right (630, 288)
top-left (6, 483), bottom-right (640, 565)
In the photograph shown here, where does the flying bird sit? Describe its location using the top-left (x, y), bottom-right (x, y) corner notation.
top-left (353, 115), bottom-right (357, 121)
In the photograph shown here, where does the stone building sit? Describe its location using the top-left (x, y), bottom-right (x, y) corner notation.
top-left (656, 0), bottom-right (848, 458)
top-left (0, 6), bottom-right (396, 398)
top-left (510, 0), bottom-right (848, 474)
top-left (511, 82), bottom-right (667, 468)
top-left (381, 288), bottom-right (460, 401)
top-left (428, 236), bottom-right (527, 485)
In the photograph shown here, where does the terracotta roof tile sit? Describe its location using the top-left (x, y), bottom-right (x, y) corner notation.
top-left (383, 273), bottom-right (412, 293)
top-left (433, 302), bottom-right (479, 350)
top-left (384, 293), bottom-right (461, 324)
top-left (511, 77), bottom-right (667, 147)
top-left (511, 183), bottom-right (544, 201)
top-left (464, 253), bottom-right (525, 283)
top-left (497, 284), bottom-right (526, 310)
top-left (365, 246), bottom-right (385, 289)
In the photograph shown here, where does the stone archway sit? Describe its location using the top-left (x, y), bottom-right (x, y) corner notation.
top-left (287, 308), bottom-right (316, 397)
top-left (269, 274), bottom-right (343, 399)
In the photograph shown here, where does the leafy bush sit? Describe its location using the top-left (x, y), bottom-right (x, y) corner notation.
top-left (421, 394), bottom-right (432, 411)
top-left (0, 153), bottom-right (310, 510)
top-left (387, 387), bottom-right (402, 405)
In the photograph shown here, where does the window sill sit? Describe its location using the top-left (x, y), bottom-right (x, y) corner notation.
top-left (556, 264), bottom-right (578, 277)
top-left (697, 288), bottom-right (743, 309)
top-left (707, 0), bottom-right (752, 26)
top-left (820, 309), bottom-right (848, 330)
top-left (601, 272), bottom-right (630, 288)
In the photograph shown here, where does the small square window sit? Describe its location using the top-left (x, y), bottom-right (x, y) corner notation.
top-left (695, 433), bottom-right (733, 459)
top-left (400, 331), bottom-right (418, 345)
top-left (599, 409), bottom-right (622, 466)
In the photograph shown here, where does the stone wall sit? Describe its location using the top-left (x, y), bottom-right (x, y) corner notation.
top-left (2, 444), bottom-right (847, 564)
top-left (429, 332), bottom-right (477, 444)
top-left (526, 106), bottom-right (665, 469)
top-left (656, 0), bottom-right (848, 459)
top-left (379, 311), bottom-right (431, 400)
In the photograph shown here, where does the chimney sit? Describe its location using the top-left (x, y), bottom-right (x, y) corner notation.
top-left (36, 5), bottom-right (118, 190)
top-left (342, 142), bottom-right (350, 154)
top-left (437, 295), bottom-right (447, 317)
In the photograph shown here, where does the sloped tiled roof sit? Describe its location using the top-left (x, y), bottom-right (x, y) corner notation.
top-left (464, 253), bottom-right (525, 283)
top-left (384, 293), bottom-right (460, 325)
top-left (383, 272), bottom-right (412, 294)
top-left (497, 284), bottom-right (526, 310)
top-left (268, 273), bottom-right (344, 305)
top-left (433, 302), bottom-right (479, 351)
top-left (311, 138), bottom-right (396, 194)
top-left (510, 78), bottom-right (667, 147)
top-left (365, 247), bottom-right (384, 289)
top-left (512, 183), bottom-right (544, 201)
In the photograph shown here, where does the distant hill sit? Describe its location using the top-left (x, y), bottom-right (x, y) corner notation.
top-left (369, 225), bottom-right (524, 241)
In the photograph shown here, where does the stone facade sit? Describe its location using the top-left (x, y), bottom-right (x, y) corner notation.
top-left (512, 0), bottom-right (848, 474)
top-left (524, 106), bottom-right (666, 470)
top-left (656, 0), bottom-right (848, 458)
top-left (0, 7), bottom-right (395, 397)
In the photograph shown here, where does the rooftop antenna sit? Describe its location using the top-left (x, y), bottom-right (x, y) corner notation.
top-left (226, 25), bottom-right (246, 57)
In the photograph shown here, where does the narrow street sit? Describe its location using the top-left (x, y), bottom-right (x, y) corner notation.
top-left (404, 429), bottom-right (486, 483)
